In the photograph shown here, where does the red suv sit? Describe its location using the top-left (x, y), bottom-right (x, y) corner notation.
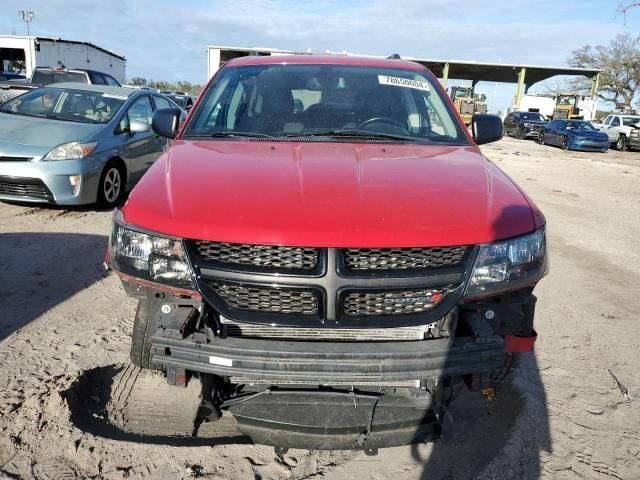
top-left (107, 55), bottom-right (547, 453)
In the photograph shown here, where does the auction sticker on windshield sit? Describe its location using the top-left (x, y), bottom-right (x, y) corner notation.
top-left (378, 75), bottom-right (430, 91)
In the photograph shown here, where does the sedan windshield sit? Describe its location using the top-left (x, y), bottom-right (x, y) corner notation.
top-left (566, 121), bottom-right (596, 130)
top-left (185, 64), bottom-right (469, 144)
top-left (0, 87), bottom-right (126, 124)
top-left (521, 113), bottom-right (545, 122)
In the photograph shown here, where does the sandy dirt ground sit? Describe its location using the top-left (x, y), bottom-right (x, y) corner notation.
top-left (1, 136), bottom-right (639, 479)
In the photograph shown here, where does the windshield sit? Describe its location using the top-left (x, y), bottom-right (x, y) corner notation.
top-left (0, 86), bottom-right (126, 124)
top-left (521, 113), bottom-right (545, 122)
top-left (622, 116), bottom-right (640, 126)
top-left (566, 120), bottom-right (596, 130)
top-left (185, 64), bottom-right (469, 144)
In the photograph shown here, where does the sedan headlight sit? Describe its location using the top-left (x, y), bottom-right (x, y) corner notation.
top-left (109, 211), bottom-right (195, 289)
top-left (43, 141), bottom-right (97, 161)
top-left (465, 228), bottom-right (547, 298)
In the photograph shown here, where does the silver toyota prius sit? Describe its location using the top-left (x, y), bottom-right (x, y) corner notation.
top-left (0, 83), bottom-right (183, 207)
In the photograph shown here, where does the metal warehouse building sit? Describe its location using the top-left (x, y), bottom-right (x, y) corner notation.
top-left (0, 35), bottom-right (126, 84)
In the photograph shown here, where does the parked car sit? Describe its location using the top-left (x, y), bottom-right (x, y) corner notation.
top-left (537, 119), bottom-right (609, 152)
top-left (596, 114), bottom-right (640, 151)
top-left (0, 83), bottom-right (184, 207)
top-left (0, 66), bottom-right (121, 104)
top-left (0, 72), bottom-right (26, 82)
top-left (107, 55), bottom-right (547, 453)
top-left (503, 111), bottom-right (548, 139)
top-left (162, 91), bottom-right (194, 111)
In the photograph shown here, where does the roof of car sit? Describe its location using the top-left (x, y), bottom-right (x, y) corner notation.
top-left (224, 54), bottom-right (425, 71)
top-left (43, 83), bottom-right (140, 97)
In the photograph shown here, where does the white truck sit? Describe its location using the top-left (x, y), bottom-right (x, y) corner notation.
top-left (596, 114), bottom-right (640, 151)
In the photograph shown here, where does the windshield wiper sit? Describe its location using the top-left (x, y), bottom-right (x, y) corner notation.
top-left (207, 131), bottom-right (274, 139)
top-left (45, 114), bottom-right (98, 124)
top-left (282, 129), bottom-right (420, 142)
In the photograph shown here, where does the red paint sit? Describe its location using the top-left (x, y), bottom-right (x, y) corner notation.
top-left (122, 141), bottom-right (539, 247)
top-left (505, 332), bottom-right (537, 353)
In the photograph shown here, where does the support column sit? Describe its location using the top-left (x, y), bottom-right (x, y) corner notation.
top-left (442, 62), bottom-right (449, 89)
top-left (590, 72), bottom-right (600, 100)
top-left (515, 67), bottom-right (527, 110)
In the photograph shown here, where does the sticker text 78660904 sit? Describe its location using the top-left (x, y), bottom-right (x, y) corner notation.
top-left (378, 75), bottom-right (430, 91)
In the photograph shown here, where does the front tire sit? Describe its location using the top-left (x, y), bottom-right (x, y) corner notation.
top-left (616, 135), bottom-right (626, 151)
top-left (537, 131), bottom-right (545, 145)
top-left (130, 299), bottom-right (158, 370)
top-left (561, 136), bottom-right (569, 150)
top-left (97, 162), bottom-right (125, 208)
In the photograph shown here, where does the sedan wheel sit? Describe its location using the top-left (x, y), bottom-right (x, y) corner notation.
top-left (537, 132), bottom-right (545, 145)
top-left (98, 165), bottom-right (124, 207)
top-left (616, 136), bottom-right (626, 151)
top-left (515, 127), bottom-right (524, 140)
top-left (561, 136), bottom-right (569, 151)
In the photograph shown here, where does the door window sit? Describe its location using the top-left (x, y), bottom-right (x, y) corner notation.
top-left (611, 117), bottom-right (621, 127)
top-left (127, 95), bottom-right (154, 125)
top-left (104, 75), bottom-right (120, 87)
top-left (153, 95), bottom-right (172, 110)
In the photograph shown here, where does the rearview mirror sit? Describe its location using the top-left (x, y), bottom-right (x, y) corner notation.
top-left (152, 108), bottom-right (183, 139)
top-left (471, 114), bottom-right (503, 145)
top-left (129, 119), bottom-right (150, 134)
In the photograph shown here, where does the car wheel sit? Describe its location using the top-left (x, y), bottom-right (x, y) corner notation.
top-left (561, 136), bottom-right (569, 151)
top-left (515, 127), bottom-right (524, 140)
top-left (97, 162), bottom-right (125, 208)
top-left (130, 299), bottom-right (159, 370)
top-left (490, 353), bottom-right (519, 383)
top-left (537, 131), bottom-right (545, 145)
top-left (616, 135), bottom-right (626, 151)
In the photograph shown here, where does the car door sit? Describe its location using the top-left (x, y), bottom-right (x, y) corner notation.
top-left (117, 95), bottom-right (157, 185)
top-left (608, 116), bottom-right (620, 141)
top-left (544, 120), bottom-right (556, 144)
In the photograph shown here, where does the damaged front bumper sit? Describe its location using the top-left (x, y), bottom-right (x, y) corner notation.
top-left (149, 332), bottom-right (506, 385)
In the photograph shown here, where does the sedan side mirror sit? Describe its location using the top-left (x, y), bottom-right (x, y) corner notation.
top-left (471, 114), bottom-right (503, 145)
top-left (129, 119), bottom-right (150, 134)
top-left (152, 108), bottom-right (183, 139)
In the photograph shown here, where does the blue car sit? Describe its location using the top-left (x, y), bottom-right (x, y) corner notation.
top-left (0, 83), bottom-right (184, 207)
top-left (537, 119), bottom-right (608, 152)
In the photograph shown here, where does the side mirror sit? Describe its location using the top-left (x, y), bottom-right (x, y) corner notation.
top-left (152, 107), bottom-right (183, 139)
top-left (471, 114), bottom-right (503, 145)
top-left (129, 119), bottom-right (150, 134)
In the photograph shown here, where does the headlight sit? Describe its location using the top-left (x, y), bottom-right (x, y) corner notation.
top-left (43, 141), bottom-right (97, 161)
top-left (523, 122), bottom-right (532, 127)
top-left (464, 228), bottom-right (547, 298)
top-left (109, 212), bottom-right (195, 289)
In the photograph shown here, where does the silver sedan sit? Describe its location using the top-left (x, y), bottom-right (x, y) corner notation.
top-left (0, 83), bottom-right (183, 207)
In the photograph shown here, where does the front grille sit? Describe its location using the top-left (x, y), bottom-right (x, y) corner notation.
top-left (343, 287), bottom-right (448, 316)
top-left (208, 281), bottom-right (320, 315)
top-left (344, 246), bottom-right (467, 272)
top-left (0, 176), bottom-right (51, 199)
top-left (220, 317), bottom-right (430, 341)
top-left (0, 156), bottom-right (32, 162)
top-left (192, 240), bottom-right (319, 272)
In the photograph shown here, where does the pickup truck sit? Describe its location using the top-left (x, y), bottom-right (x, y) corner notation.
top-left (0, 67), bottom-right (121, 104)
top-left (597, 114), bottom-right (640, 151)
top-left (107, 55), bottom-right (547, 453)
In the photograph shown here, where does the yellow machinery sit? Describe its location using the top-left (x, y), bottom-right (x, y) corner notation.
top-left (449, 86), bottom-right (475, 125)
top-left (474, 93), bottom-right (487, 115)
top-left (553, 94), bottom-right (582, 120)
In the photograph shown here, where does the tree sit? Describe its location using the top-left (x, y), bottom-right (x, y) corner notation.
top-left (148, 80), bottom-right (172, 92)
top-left (568, 34), bottom-right (640, 110)
top-left (128, 77), bottom-right (147, 87)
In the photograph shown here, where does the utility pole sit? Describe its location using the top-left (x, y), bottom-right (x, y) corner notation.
top-left (18, 10), bottom-right (34, 36)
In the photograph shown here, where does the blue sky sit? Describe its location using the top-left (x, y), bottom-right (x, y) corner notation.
top-left (1, 0), bottom-right (638, 112)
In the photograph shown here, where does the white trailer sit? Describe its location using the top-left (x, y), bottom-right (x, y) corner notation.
top-left (0, 35), bottom-right (126, 84)
top-left (515, 93), bottom-right (597, 121)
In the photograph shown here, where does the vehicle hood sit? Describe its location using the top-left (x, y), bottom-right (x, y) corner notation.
top-left (122, 141), bottom-right (540, 247)
top-left (0, 112), bottom-right (102, 151)
top-left (570, 129), bottom-right (608, 140)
